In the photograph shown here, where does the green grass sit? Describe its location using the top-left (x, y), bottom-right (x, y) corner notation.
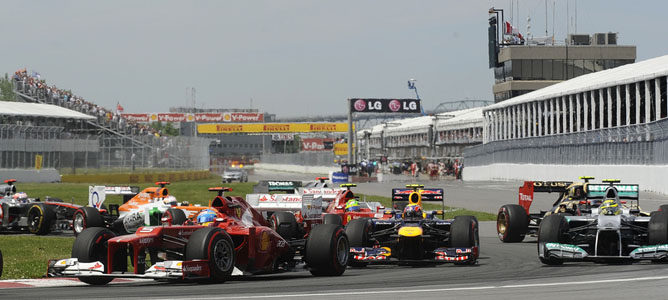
top-left (358, 193), bottom-right (496, 221)
top-left (0, 235), bottom-right (74, 279)
top-left (20, 179), bottom-right (256, 207)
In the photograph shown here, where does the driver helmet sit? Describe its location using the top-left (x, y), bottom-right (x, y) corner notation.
top-left (599, 199), bottom-right (621, 215)
top-left (12, 192), bottom-right (28, 203)
top-left (345, 199), bottom-right (360, 212)
top-left (402, 204), bottom-right (423, 220)
top-left (197, 209), bottom-right (217, 225)
top-left (162, 195), bottom-right (177, 205)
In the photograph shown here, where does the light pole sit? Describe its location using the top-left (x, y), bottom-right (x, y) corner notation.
top-left (407, 79), bottom-right (426, 115)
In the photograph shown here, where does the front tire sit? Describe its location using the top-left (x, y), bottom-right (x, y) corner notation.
top-left (323, 214), bottom-right (342, 225)
top-left (305, 224), bottom-right (348, 276)
top-left (185, 227), bottom-right (235, 283)
top-left (72, 228), bottom-right (117, 285)
top-left (163, 208), bottom-right (187, 225)
top-left (450, 215), bottom-right (479, 265)
top-left (537, 214), bottom-right (569, 265)
top-left (270, 211), bottom-right (298, 240)
top-left (73, 207), bottom-right (105, 236)
top-left (27, 204), bottom-right (55, 235)
top-left (345, 218), bottom-right (372, 267)
top-left (649, 211), bottom-right (668, 244)
top-left (497, 204), bottom-right (528, 242)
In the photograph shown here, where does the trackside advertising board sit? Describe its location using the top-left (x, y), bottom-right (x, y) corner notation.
top-left (197, 123), bottom-right (350, 134)
top-left (350, 99), bottom-right (421, 113)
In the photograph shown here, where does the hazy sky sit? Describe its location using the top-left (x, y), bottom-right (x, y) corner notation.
top-left (2, 1), bottom-right (666, 117)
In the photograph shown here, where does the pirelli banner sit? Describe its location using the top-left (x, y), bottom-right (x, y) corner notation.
top-left (197, 123), bottom-right (350, 134)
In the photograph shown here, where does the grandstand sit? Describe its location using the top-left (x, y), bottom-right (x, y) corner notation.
top-left (356, 107), bottom-right (483, 161)
top-left (3, 70), bottom-right (210, 177)
top-left (465, 54), bottom-right (668, 193)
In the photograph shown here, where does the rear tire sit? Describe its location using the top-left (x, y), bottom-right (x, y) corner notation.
top-left (305, 224), bottom-right (348, 276)
top-left (537, 214), bottom-right (569, 265)
top-left (185, 227), bottom-right (235, 283)
top-left (270, 211), bottom-right (298, 240)
top-left (27, 204), bottom-right (55, 235)
top-left (649, 211), bottom-right (668, 244)
top-left (345, 218), bottom-right (372, 267)
top-left (73, 207), bottom-right (105, 236)
top-left (497, 204), bottom-right (528, 242)
top-left (163, 208), bottom-right (187, 225)
top-left (450, 216), bottom-right (479, 265)
top-left (72, 228), bottom-right (117, 285)
top-left (323, 214), bottom-right (342, 225)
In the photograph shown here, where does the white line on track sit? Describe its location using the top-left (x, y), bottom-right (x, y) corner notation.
top-left (180, 275), bottom-right (668, 300)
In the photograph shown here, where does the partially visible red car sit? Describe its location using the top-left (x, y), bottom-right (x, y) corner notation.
top-left (48, 187), bottom-right (349, 285)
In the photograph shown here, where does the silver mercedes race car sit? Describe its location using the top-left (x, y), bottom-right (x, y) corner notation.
top-left (538, 179), bottom-right (668, 264)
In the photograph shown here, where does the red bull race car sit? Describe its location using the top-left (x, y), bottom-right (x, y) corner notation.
top-left (48, 187), bottom-right (349, 285)
top-left (346, 184), bottom-right (479, 266)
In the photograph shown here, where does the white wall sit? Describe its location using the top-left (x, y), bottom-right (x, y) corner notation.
top-left (0, 168), bottom-right (61, 183)
top-left (254, 163), bottom-right (339, 175)
top-left (464, 164), bottom-right (668, 194)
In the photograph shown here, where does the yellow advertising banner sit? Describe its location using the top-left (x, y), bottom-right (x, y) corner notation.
top-left (35, 154), bottom-right (43, 170)
top-left (333, 143), bottom-right (353, 156)
top-left (198, 123), bottom-right (351, 134)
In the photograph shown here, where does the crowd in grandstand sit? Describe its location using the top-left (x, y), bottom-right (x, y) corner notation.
top-left (11, 69), bottom-right (164, 137)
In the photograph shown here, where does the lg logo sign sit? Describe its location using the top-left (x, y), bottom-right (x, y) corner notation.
top-left (351, 99), bottom-right (420, 113)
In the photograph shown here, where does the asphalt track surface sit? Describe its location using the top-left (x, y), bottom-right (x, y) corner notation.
top-left (4, 171), bottom-right (668, 299)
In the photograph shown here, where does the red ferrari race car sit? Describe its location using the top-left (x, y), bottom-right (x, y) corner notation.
top-left (47, 187), bottom-right (349, 285)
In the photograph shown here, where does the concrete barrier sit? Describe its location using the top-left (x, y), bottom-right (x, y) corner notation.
top-left (0, 168), bottom-right (61, 182)
top-left (61, 170), bottom-right (212, 184)
top-left (464, 163), bottom-right (668, 194)
top-left (254, 163), bottom-right (339, 175)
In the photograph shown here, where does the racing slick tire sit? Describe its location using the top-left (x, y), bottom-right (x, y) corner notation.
top-left (649, 211), bottom-right (668, 244)
top-left (537, 214), bottom-right (569, 265)
top-left (658, 205), bottom-right (668, 213)
top-left (323, 214), bottom-right (342, 225)
top-left (305, 224), bottom-right (348, 276)
top-left (345, 218), bottom-right (372, 267)
top-left (27, 203), bottom-right (56, 235)
top-left (73, 207), bottom-right (105, 236)
top-left (450, 216), bottom-right (480, 265)
top-left (497, 204), bottom-right (528, 243)
top-left (185, 227), bottom-right (236, 283)
top-left (270, 211), bottom-right (298, 240)
top-left (72, 227), bottom-right (119, 285)
top-left (163, 208), bottom-right (187, 225)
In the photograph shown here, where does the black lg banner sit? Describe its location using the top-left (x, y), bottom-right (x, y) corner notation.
top-left (350, 98), bottom-right (421, 113)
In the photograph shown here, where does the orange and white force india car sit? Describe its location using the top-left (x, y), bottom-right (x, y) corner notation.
top-left (73, 182), bottom-right (209, 235)
top-left (48, 187), bottom-right (349, 285)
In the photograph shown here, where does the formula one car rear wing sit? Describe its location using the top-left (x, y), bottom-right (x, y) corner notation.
top-left (252, 180), bottom-right (302, 193)
top-left (245, 193), bottom-right (322, 220)
top-left (0, 179), bottom-right (17, 196)
top-left (391, 184), bottom-right (445, 211)
top-left (88, 185), bottom-right (140, 209)
top-left (517, 181), bottom-right (572, 213)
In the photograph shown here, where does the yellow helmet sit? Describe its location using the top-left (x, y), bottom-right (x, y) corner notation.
top-left (599, 199), bottom-right (620, 215)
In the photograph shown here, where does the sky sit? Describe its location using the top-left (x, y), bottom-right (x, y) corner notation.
top-left (2, 1), bottom-right (667, 118)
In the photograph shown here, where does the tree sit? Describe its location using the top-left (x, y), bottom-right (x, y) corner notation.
top-left (150, 121), bottom-right (180, 136)
top-left (0, 73), bottom-right (15, 101)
